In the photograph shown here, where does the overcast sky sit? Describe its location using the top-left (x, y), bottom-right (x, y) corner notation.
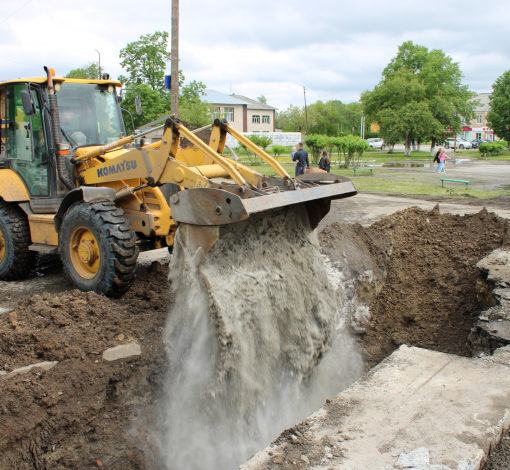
top-left (1, 0), bottom-right (509, 110)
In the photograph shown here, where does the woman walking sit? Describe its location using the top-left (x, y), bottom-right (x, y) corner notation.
top-left (435, 148), bottom-right (450, 173)
top-left (318, 149), bottom-right (331, 172)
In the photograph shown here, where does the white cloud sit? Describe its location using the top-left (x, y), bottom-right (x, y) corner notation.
top-left (1, 0), bottom-right (509, 110)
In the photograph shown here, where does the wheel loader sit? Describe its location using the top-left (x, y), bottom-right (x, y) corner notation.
top-left (0, 67), bottom-right (357, 296)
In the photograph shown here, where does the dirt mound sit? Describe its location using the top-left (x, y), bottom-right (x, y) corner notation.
top-left (353, 206), bottom-right (507, 368)
top-left (0, 262), bottom-right (170, 469)
top-left (179, 119), bottom-right (211, 148)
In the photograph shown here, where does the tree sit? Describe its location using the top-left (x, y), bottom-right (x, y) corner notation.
top-left (487, 71), bottom-right (510, 142)
top-left (120, 84), bottom-right (168, 131)
top-left (276, 105), bottom-right (306, 132)
top-left (257, 95), bottom-right (267, 105)
top-left (179, 80), bottom-right (212, 128)
top-left (375, 41), bottom-right (476, 156)
top-left (65, 62), bottom-right (99, 79)
top-left (119, 31), bottom-right (172, 91)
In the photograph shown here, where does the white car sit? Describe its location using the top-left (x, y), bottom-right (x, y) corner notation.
top-left (444, 138), bottom-right (472, 150)
top-left (367, 138), bottom-right (385, 149)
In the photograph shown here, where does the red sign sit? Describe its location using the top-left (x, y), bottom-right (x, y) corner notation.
top-left (462, 127), bottom-right (472, 131)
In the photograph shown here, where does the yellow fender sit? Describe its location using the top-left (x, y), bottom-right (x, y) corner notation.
top-left (0, 169), bottom-right (30, 202)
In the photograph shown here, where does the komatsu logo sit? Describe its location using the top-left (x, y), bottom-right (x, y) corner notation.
top-left (97, 160), bottom-right (137, 178)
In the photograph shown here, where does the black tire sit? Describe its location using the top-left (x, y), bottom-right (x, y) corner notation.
top-left (381, 144), bottom-right (386, 150)
top-left (459, 144), bottom-right (464, 149)
top-left (60, 200), bottom-right (139, 297)
top-left (0, 201), bottom-right (36, 280)
top-left (445, 143), bottom-right (449, 149)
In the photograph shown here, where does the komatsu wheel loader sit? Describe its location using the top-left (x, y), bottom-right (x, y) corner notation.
top-left (0, 67), bottom-right (357, 297)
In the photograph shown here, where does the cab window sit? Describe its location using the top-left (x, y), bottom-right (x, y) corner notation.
top-left (5, 84), bottom-right (49, 196)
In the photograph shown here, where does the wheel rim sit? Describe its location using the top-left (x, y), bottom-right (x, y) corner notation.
top-left (0, 226), bottom-right (5, 262)
top-left (69, 227), bottom-right (100, 279)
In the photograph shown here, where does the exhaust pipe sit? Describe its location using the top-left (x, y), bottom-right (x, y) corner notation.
top-left (44, 66), bottom-right (75, 190)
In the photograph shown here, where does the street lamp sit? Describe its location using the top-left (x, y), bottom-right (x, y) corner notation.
top-left (94, 49), bottom-right (101, 80)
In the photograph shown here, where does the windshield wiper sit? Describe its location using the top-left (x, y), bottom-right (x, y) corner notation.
top-left (61, 127), bottom-right (79, 148)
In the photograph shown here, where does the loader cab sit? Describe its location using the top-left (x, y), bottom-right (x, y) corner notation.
top-left (0, 79), bottom-right (125, 202)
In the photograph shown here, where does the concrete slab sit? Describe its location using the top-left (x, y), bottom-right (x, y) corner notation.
top-left (0, 361), bottom-right (58, 380)
top-left (241, 346), bottom-right (510, 470)
top-left (102, 343), bottom-right (141, 361)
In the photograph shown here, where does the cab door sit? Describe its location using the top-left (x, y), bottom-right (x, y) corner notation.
top-left (3, 84), bottom-right (49, 197)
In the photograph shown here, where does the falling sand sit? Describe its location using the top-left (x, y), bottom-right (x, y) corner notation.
top-left (162, 204), bottom-right (360, 469)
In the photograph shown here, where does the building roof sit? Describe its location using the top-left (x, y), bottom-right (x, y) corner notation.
top-left (202, 89), bottom-right (249, 105)
top-left (471, 93), bottom-right (491, 112)
top-left (230, 94), bottom-right (276, 110)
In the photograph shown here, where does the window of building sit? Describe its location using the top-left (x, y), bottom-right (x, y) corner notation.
top-left (263, 131), bottom-right (269, 133)
top-left (476, 115), bottom-right (483, 124)
top-left (253, 131), bottom-right (260, 133)
top-left (252, 115), bottom-right (260, 124)
top-left (212, 106), bottom-right (220, 120)
top-left (476, 132), bottom-right (482, 139)
top-left (262, 115), bottom-right (270, 124)
top-left (224, 107), bottom-right (234, 121)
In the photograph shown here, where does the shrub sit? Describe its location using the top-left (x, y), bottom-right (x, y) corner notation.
top-left (479, 141), bottom-right (507, 156)
top-left (271, 145), bottom-right (286, 159)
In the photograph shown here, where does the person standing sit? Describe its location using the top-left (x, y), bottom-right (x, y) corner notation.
top-left (318, 149), bottom-right (331, 172)
top-left (292, 142), bottom-right (310, 177)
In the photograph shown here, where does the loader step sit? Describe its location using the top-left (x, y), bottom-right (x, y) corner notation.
top-left (28, 244), bottom-right (59, 254)
top-left (353, 167), bottom-right (373, 175)
top-left (440, 178), bottom-right (470, 188)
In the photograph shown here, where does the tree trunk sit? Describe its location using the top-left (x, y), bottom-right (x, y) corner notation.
top-left (430, 138), bottom-right (436, 157)
top-left (405, 134), bottom-right (411, 157)
top-left (417, 139), bottom-right (421, 152)
top-left (412, 138), bottom-right (417, 152)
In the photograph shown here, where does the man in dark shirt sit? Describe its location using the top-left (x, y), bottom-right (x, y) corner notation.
top-left (292, 142), bottom-right (309, 177)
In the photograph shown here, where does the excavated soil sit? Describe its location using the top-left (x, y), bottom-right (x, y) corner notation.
top-left (321, 206), bottom-right (509, 369)
top-left (0, 262), bottom-right (170, 469)
top-left (1, 205), bottom-right (509, 469)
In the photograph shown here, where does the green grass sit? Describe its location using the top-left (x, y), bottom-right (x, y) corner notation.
top-left (249, 163), bottom-right (510, 199)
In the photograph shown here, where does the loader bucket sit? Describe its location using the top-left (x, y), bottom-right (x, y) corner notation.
top-left (170, 172), bottom-right (357, 262)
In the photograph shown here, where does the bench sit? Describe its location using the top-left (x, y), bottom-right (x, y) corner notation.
top-left (440, 178), bottom-right (470, 189)
top-left (353, 167), bottom-right (374, 175)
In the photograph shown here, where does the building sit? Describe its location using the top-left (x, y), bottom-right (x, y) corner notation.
top-left (462, 93), bottom-right (495, 141)
top-left (202, 90), bottom-right (276, 133)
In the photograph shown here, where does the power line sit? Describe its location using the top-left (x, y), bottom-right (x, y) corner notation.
top-left (0, 0), bottom-right (34, 27)
top-left (0, 56), bottom-right (41, 68)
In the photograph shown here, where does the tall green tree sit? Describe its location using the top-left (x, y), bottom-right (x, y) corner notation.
top-left (256, 95), bottom-right (267, 104)
top-left (65, 62), bottom-right (100, 79)
top-left (362, 69), bottom-right (442, 156)
top-left (371, 41), bottom-right (476, 155)
top-left (487, 71), bottom-right (510, 142)
top-left (119, 31), bottom-right (172, 91)
top-left (120, 84), bottom-right (168, 132)
top-left (275, 104), bottom-right (306, 132)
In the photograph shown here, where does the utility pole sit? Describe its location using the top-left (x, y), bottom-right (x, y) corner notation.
top-left (171, 0), bottom-right (179, 117)
top-left (301, 85), bottom-right (309, 134)
top-left (94, 49), bottom-right (101, 79)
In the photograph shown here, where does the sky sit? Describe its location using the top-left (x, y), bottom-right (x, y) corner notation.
top-left (1, 0), bottom-right (509, 110)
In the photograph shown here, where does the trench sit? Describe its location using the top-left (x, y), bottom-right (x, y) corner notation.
top-left (0, 205), bottom-right (508, 469)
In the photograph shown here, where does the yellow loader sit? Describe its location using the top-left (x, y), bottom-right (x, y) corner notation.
top-left (0, 67), bottom-right (357, 296)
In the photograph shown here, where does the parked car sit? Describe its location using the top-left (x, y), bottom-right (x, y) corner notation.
top-left (465, 139), bottom-right (479, 149)
top-left (444, 138), bottom-right (472, 149)
top-left (472, 139), bottom-right (488, 146)
top-left (367, 138), bottom-right (385, 149)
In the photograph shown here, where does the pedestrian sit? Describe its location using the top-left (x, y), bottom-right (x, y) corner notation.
top-left (318, 149), bottom-right (331, 172)
top-left (436, 148), bottom-right (450, 173)
top-left (292, 142), bottom-right (310, 177)
top-left (290, 146), bottom-right (297, 160)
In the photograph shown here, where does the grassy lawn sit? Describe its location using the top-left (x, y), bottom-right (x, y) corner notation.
top-left (248, 163), bottom-right (510, 199)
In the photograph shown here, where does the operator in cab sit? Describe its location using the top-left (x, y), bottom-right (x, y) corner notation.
top-left (59, 99), bottom-right (94, 147)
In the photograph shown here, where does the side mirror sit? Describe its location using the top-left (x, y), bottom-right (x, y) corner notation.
top-left (21, 90), bottom-right (37, 116)
top-left (135, 96), bottom-right (142, 115)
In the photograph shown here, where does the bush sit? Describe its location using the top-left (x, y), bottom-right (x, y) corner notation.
top-left (479, 141), bottom-right (507, 156)
top-left (271, 145), bottom-right (286, 159)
